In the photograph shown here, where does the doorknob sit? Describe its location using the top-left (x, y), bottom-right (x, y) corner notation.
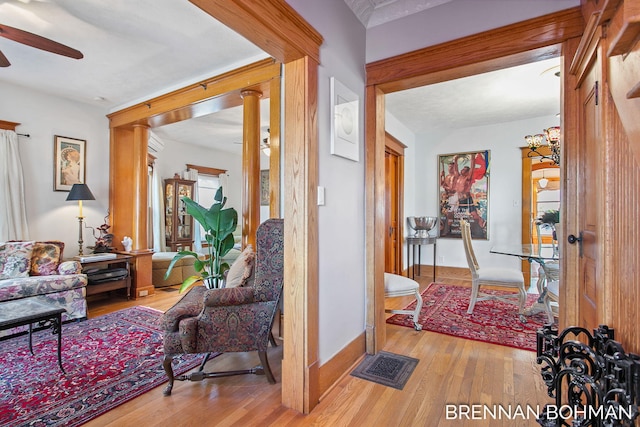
top-left (567, 234), bottom-right (582, 244)
top-left (567, 232), bottom-right (583, 257)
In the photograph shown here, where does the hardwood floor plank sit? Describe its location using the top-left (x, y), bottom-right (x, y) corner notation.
top-left (80, 278), bottom-right (552, 426)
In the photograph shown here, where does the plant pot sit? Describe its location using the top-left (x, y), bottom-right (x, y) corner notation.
top-left (203, 277), bottom-right (215, 289)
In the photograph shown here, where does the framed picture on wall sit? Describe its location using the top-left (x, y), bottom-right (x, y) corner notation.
top-left (54, 135), bottom-right (86, 191)
top-left (438, 150), bottom-right (490, 239)
top-left (330, 77), bottom-right (359, 162)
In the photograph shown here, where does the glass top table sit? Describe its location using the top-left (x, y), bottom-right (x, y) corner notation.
top-left (490, 244), bottom-right (557, 263)
top-left (490, 244), bottom-right (559, 321)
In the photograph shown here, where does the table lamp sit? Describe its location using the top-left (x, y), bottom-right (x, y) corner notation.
top-left (66, 183), bottom-right (95, 255)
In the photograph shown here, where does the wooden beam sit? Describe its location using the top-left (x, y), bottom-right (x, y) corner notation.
top-left (366, 7), bottom-right (584, 93)
top-left (108, 59), bottom-right (280, 129)
top-left (189, 0), bottom-right (322, 64)
top-left (0, 120), bottom-right (20, 131)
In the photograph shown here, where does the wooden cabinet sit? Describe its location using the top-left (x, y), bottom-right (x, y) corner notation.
top-left (164, 178), bottom-right (195, 251)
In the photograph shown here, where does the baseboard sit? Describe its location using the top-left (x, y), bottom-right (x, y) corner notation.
top-left (318, 331), bottom-right (366, 400)
top-left (317, 267), bottom-right (469, 400)
top-left (403, 265), bottom-right (471, 282)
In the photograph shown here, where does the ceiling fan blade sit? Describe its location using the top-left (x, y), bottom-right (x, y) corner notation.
top-left (0, 49), bottom-right (10, 67)
top-left (0, 23), bottom-right (83, 60)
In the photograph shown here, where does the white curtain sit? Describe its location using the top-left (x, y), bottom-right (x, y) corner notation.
top-left (151, 166), bottom-right (166, 252)
top-left (0, 130), bottom-right (29, 241)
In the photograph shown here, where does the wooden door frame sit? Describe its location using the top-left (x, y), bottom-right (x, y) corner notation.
top-left (109, 0), bottom-right (323, 414)
top-left (179, 0), bottom-right (324, 413)
top-left (385, 132), bottom-right (406, 274)
top-left (365, 8), bottom-right (584, 353)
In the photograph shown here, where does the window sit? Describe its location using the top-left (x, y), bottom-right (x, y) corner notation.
top-left (196, 174), bottom-right (220, 241)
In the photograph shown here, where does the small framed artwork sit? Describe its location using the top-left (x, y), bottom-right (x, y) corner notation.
top-left (260, 169), bottom-right (269, 206)
top-left (330, 77), bottom-right (359, 162)
top-left (54, 135), bottom-right (86, 191)
top-left (438, 150), bottom-right (490, 239)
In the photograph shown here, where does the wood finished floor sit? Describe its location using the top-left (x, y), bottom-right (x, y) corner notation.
top-left (83, 277), bottom-right (550, 427)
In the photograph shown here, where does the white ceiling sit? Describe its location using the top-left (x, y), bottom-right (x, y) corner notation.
top-left (0, 0), bottom-right (560, 154)
top-left (344, 0), bottom-right (454, 28)
top-left (386, 58), bottom-right (560, 133)
top-left (0, 0), bottom-right (268, 109)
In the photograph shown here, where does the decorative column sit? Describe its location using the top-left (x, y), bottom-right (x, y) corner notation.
top-left (241, 89), bottom-right (262, 249)
top-left (131, 124), bottom-right (149, 251)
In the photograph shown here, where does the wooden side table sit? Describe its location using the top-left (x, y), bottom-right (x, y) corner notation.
top-left (406, 236), bottom-right (437, 282)
top-left (114, 250), bottom-right (155, 299)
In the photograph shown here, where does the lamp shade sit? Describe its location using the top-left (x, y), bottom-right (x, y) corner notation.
top-left (66, 183), bottom-right (95, 201)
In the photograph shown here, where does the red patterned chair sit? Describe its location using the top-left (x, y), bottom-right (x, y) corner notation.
top-left (160, 218), bottom-right (283, 396)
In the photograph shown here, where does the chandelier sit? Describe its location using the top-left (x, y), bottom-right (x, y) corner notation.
top-left (525, 126), bottom-right (560, 165)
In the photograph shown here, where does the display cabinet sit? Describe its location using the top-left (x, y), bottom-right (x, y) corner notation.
top-left (164, 178), bottom-right (195, 251)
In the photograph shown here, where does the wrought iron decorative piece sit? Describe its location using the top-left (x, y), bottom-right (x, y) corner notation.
top-left (536, 324), bottom-right (640, 426)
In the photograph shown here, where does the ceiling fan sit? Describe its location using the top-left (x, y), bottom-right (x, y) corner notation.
top-left (0, 23), bottom-right (83, 67)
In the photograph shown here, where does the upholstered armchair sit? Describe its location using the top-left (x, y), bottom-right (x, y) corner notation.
top-left (161, 218), bottom-right (284, 396)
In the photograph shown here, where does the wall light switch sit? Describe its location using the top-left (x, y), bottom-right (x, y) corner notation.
top-left (317, 186), bottom-right (325, 205)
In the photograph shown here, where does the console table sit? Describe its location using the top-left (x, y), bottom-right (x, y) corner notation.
top-left (406, 236), bottom-right (437, 282)
top-left (0, 299), bottom-right (66, 372)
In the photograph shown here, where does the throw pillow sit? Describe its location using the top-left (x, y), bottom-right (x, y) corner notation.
top-left (0, 241), bottom-right (34, 279)
top-left (30, 241), bottom-right (65, 276)
top-left (225, 245), bottom-right (255, 288)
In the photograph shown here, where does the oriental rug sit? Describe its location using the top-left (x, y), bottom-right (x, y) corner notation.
top-left (386, 283), bottom-right (548, 351)
top-left (0, 306), bottom-right (200, 427)
top-left (350, 351), bottom-right (419, 390)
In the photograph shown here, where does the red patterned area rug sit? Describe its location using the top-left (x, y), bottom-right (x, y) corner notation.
top-left (0, 306), bottom-right (200, 427)
top-left (386, 283), bottom-right (548, 351)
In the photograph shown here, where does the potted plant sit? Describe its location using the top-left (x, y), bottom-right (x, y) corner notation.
top-left (165, 187), bottom-right (238, 292)
top-left (536, 209), bottom-right (559, 240)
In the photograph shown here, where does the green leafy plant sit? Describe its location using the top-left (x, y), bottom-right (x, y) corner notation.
top-left (536, 209), bottom-right (559, 225)
top-left (165, 187), bottom-right (238, 292)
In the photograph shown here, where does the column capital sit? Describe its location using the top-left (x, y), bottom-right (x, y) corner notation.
top-left (241, 89), bottom-right (263, 98)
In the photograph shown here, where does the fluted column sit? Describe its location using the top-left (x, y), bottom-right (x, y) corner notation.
top-left (241, 89), bottom-right (262, 249)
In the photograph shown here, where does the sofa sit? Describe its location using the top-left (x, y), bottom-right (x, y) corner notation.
top-left (152, 247), bottom-right (241, 288)
top-left (152, 252), bottom-right (203, 288)
top-left (0, 240), bottom-right (88, 338)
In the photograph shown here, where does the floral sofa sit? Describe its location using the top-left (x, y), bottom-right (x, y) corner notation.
top-left (0, 240), bottom-right (88, 338)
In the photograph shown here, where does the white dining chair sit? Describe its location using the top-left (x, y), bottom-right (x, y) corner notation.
top-left (543, 280), bottom-right (559, 324)
top-left (460, 220), bottom-right (526, 316)
top-left (384, 273), bottom-right (423, 331)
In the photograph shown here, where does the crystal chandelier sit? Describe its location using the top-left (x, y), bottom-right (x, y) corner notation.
top-left (525, 126), bottom-right (560, 165)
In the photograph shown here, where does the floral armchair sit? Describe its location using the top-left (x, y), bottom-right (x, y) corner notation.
top-left (160, 218), bottom-right (283, 396)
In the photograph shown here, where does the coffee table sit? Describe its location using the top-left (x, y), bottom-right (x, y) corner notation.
top-left (0, 299), bottom-right (66, 373)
